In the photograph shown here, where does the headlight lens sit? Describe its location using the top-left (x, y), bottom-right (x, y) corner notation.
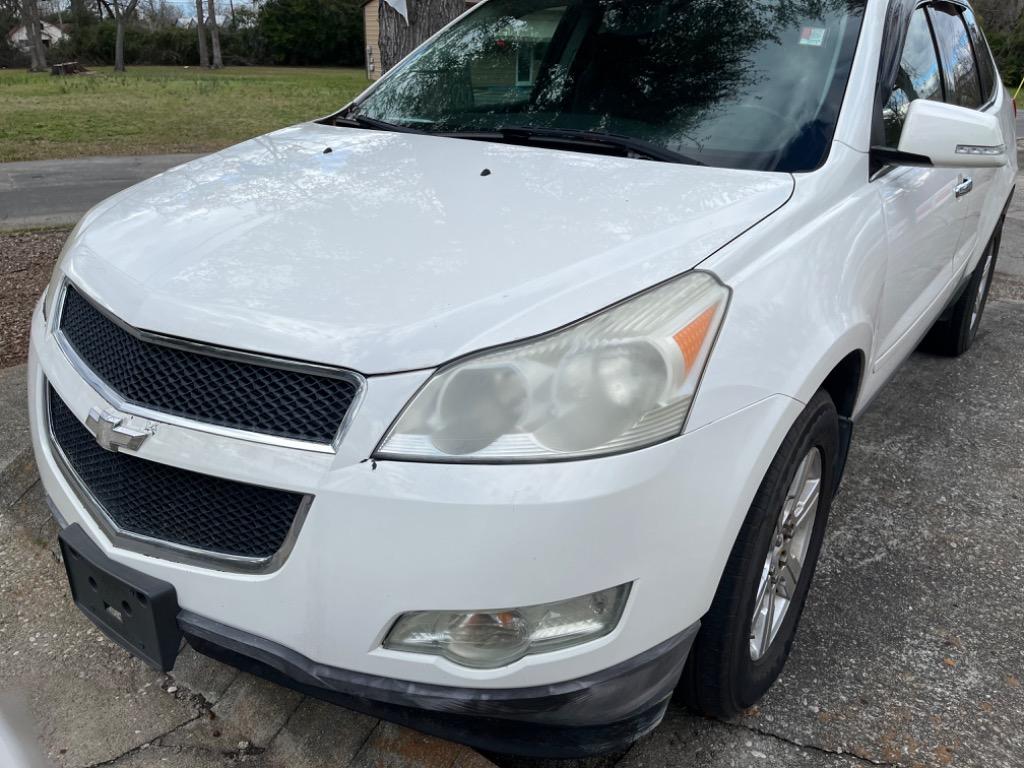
top-left (43, 219), bottom-right (85, 325)
top-left (376, 271), bottom-right (729, 462)
top-left (384, 584), bottom-right (631, 668)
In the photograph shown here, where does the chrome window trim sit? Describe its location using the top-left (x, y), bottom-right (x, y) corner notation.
top-left (45, 379), bottom-right (314, 575)
top-left (52, 279), bottom-right (366, 455)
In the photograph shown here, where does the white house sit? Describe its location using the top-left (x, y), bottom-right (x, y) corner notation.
top-left (7, 21), bottom-right (64, 51)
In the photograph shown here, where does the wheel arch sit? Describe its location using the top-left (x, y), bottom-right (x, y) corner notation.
top-left (819, 349), bottom-right (865, 420)
top-left (815, 347), bottom-right (867, 495)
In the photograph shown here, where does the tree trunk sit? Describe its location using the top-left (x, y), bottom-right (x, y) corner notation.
top-left (207, 0), bottom-right (223, 68)
top-left (20, 0), bottom-right (48, 72)
top-left (114, 15), bottom-right (126, 71)
top-left (378, 0), bottom-right (464, 74)
top-left (194, 0), bottom-right (210, 68)
top-left (70, 0), bottom-right (91, 25)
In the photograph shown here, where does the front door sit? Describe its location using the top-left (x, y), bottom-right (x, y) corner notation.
top-left (872, 6), bottom-right (967, 368)
top-left (939, 5), bottom-right (1004, 277)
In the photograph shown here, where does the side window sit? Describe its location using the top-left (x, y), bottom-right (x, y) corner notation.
top-left (927, 5), bottom-right (983, 109)
top-left (962, 8), bottom-right (998, 104)
top-left (883, 9), bottom-right (943, 147)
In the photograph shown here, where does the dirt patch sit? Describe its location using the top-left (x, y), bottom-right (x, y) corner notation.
top-left (0, 228), bottom-right (68, 368)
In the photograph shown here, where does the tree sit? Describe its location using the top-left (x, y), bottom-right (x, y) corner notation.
top-left (20, 0), bottom-right (48, 71)
top-left (206, 0), bottom-right (222, 67)
top-left (141, 0), bottom-right (181, 29)
top-left (973, 0), bottom-right (1024, 32)
top-left (378, 0), bottom-right (462, 73)
top-left (194, 0), bottom-right (209, 66)
top-left (69, 0), bottom-right (97, 27)
top-left (973, 0), bottom-right (1024, 82)
top-left (98, 0), bottom-right (140, 71)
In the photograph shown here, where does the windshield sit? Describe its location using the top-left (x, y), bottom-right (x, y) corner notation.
top-left (351, 0), bottom-right (866, 172)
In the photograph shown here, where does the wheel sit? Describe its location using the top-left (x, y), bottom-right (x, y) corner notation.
top-left (681, 390), bottom-right (839, 718)
top-left (923, 219), bottom-right (1002, 357)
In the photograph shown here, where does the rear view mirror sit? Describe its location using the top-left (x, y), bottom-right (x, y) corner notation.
top-left (883, 100), bottom-right (1008, 169)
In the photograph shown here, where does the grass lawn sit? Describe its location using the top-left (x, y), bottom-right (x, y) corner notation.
top-left (0, 66), bottom-right (369, 163)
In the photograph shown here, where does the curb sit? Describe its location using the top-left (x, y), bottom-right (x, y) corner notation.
top-left (0, 213), bottom-right (82, 232)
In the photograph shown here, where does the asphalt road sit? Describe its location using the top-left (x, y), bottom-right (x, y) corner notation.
top-left (0, 155), bottom-right (201, 230)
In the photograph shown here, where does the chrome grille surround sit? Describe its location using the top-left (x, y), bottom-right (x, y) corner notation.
top-left (53, 281), bottom-right (365, 454)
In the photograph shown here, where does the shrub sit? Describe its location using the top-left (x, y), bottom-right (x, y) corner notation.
top-left (258, 0), bottom-right (363, 66)
top-left (0, 37), bottom-right (29, 69)
top-left (988, 25), bottom-right (1024, 87)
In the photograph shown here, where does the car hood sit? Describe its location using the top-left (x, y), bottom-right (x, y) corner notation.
top-left (64, 123), bottom-right (793, 374)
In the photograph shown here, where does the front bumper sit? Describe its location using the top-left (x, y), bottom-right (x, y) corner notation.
top-left (56, 515), bottom-right (694, 757)
top-left (182, 610), bottom-right (696, 757)
top-left (29, 294), bottom-right (803, 747)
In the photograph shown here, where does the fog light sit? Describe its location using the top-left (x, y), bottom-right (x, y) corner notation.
top-left (384, 584), bottom-right (631, 669)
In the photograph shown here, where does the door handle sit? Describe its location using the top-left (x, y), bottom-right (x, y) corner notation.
top-left (955, 177), bottom-right (974, 198)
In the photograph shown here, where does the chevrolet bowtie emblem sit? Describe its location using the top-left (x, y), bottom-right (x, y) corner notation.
top-left (85, 408), bottom-right (151, 453)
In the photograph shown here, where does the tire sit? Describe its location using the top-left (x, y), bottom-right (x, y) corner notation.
top-left (681, 390), bottom-right (839, 718)
top-left (923, 218), bottom-right (1002, 358)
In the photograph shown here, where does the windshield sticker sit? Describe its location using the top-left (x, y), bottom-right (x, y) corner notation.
top-left (800, 27), bottom-right (828, 47)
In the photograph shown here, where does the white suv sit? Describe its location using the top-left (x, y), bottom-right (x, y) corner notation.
top-left (29, 0), bottom-right (1015, 757)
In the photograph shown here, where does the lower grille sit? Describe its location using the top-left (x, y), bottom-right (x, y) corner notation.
top-left (48, 385), bottom-right (308, 563)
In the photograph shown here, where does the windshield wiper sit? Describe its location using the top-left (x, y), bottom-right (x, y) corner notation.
top-left (439, 126), bottom-right (703, 166)
top-left (332, 114), bottom-right (427, 135)
top-left (330, 116), bottom-right (702, 165)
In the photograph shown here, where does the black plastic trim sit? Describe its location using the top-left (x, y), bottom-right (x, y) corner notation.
top-left (869, 146), bottom-right (934, 167)
top-left (59, 523), bottom-right (182, 671)
top-left (179, 610), bottom-right (698, 756)
top-left (833, 416), bottom-right (854, 499)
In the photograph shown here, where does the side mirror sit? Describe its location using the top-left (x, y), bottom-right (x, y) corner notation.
top-left (873, 100), bottom-right (1008, 169)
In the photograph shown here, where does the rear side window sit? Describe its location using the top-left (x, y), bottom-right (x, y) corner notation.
top-left (883, 8), bottom-right (943, 147)
top-left (962, 8), bottom-right (998, 103)
top-left (927, 5), bottom-right (983, 109)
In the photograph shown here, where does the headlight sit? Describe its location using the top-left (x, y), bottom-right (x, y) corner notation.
top-left (384, 584), bottom-right (631, 668)
top-left (43, 219), bottom-right (85, 325)
top-left (376, 271), bottom-right (729, 462)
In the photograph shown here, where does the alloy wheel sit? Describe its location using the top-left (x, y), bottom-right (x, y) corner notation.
top-left (749, 448), bottom-right (822, 661)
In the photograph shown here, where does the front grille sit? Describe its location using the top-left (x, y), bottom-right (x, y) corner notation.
top-left (58, 284), bottom-right (360, 445)
top-left (48, 385), bottom-right (307, 561)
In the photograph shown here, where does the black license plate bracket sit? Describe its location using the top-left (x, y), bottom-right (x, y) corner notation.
top-left (59, 523), bottom-right (181, 671)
